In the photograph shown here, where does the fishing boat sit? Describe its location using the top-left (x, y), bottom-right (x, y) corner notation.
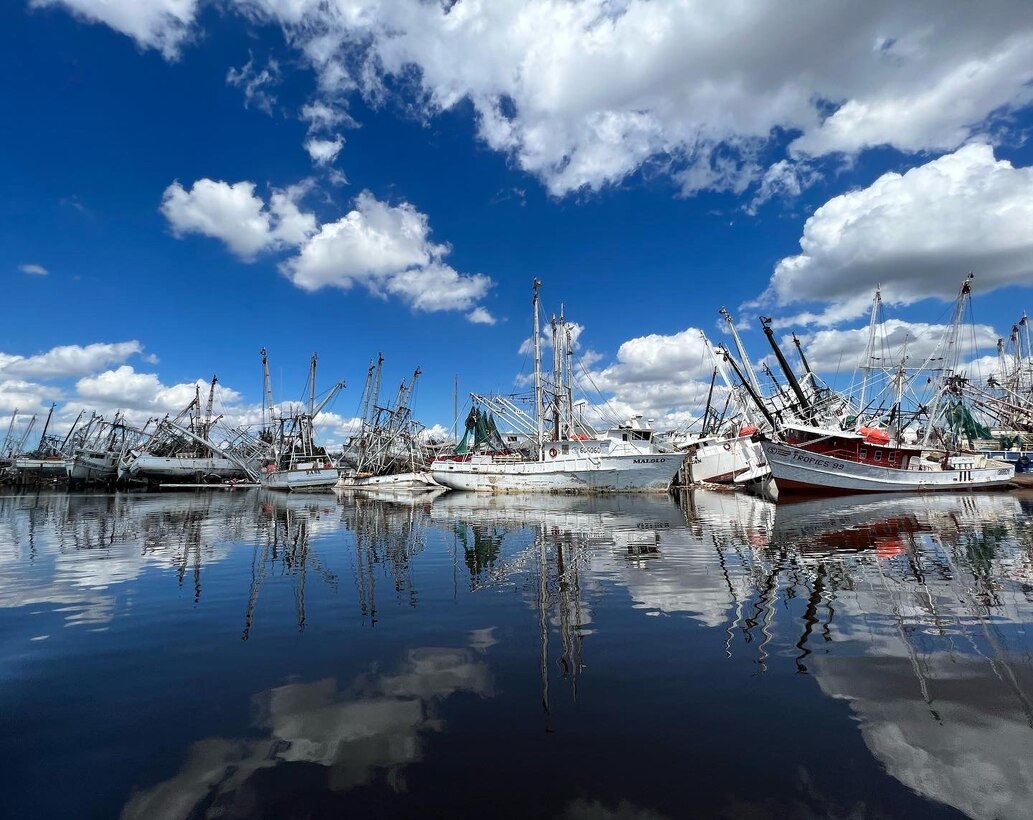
top-left (758, 277), bottom-right (1014, 497)
top-left (10, 404), bottom-right (70, 482)
top-left (119, 377), bottom-right (254, 485)
top-left (428, 280), bottom-right (683, 493)
top-left (68, 412), bottom-right (150, 486)
top-left (336, 356), bottom-right (442, 492)
top-left (261, 352), bottom-right (344, 492)
top-left (760, 423), bottom-right (1014, 496)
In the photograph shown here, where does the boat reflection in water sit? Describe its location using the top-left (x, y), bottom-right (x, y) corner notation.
top-left (2, 488), bottom-right (1033, 818)
top-left (688, 489), bottom-right (1033, 819)
top-left (0, 491), bottom-right (258, 625)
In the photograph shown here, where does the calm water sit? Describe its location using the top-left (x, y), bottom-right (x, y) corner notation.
top-left (1, 488), bottom-right (1032, 819)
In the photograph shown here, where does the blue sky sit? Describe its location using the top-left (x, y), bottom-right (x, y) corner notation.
top-left (3, 1), bottom-right (1033, 444)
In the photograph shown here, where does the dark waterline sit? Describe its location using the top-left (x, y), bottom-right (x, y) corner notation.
top-left (1, 488), bottom-right (1031, 819)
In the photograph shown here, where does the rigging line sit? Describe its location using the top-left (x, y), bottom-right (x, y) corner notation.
top-left (577, 359), bottom-right (622, 428)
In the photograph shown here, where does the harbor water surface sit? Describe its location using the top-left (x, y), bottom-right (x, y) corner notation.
top-left (2, 488), bottom-right (1032, 819)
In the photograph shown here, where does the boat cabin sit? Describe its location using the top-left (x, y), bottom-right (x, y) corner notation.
top-left (781, 423), bottom-right (919, 471)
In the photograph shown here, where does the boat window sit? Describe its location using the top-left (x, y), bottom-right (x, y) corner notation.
top-left (874, 451), bottom-right (882, 461)
top-left (889, 451), bottom-right (896, 462)
top-left (562, 444), bottom-right (569, 454)
top-left (859, 447), bottom-right (867, 459)
top-left (622, 433), bottom-right (628, 441)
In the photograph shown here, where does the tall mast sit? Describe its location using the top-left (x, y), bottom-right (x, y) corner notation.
top-left (2, 409), bottom-right (17, 456)
top-left (371, 354), bottom-right (384, 422)
top-left (701, 368), bottom-right (718, 436)
top-left (858, 286), bottom-right (882, 416)
top-left (760, 317), bottom-right (812, 421)
top-left (551, 312), bottom-right (562, 440)
top-left (532, 278), bottom-right (544, 452)
top-left (720, 347), bottom-right (777, 429)
top-left (204, 375), bottom-right (218, 438)
top-left (564, 307), bottom-right (574, 438)
top-left (309, 354), bottom-right (317, 418)
top-left (38, 402), bottom-right (56, 449)
top-left (261, 348), bottom-right (275, 432)
top-left (922, 273), bottom-right (974, 447)
top-left (720, 307), bottom-right (762, 395)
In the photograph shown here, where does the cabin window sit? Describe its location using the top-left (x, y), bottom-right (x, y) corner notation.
top-left (622, 433), bottom-right (628, 441)
top-left (859, 447), bottom-right (868, 459)
top-left (562, 445), bottom-right (569, 454)
top-left (874, 451), bottom-right (882, 462)
top-left (889, 451), bottom-right (896, 462)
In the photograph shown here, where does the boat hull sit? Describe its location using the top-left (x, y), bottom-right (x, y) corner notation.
top-left (429, 452), bottom-right (681, 493)
top-left (68, 451), bottom-right (119, 485)
top-left (337, 471), bottom-right (443, 491)
top-left (263, 467), bottom-right (339, 492)
top-left (761, 441), bottom-right (1014, 495)
top-left (123, 456), bottom-right (246, 483)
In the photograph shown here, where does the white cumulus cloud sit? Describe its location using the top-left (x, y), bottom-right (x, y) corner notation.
top-left (763, 144), bottom-right (1033, 324)
top-left (236, 0), bottom-right (1033, 196)
top-left (281, 191), bottom-right (492, 312)
top-left (19, 263), bottom-right (49, 276)
top-left (0, 341), bottom-right (143, 380)
top-left (43, 2), bottom-right (1033, 199)
top-left (31, 0), bottom-right (198, 60)
top-left (160, 179), bottom-right (317, 259)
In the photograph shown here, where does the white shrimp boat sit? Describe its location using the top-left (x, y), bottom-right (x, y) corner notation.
top-left (261, 352), bottom-right (344, 493)
top-left (428, 281), bottom-right (682, 494)
top-left (263, 461), bottom-right (340, 491)
top-left (429, 435), bottom-right (681, 493)
top-left (336, 358), bottom-right (443, 493)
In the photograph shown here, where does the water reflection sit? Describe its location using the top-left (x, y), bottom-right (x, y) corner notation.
top-left (121, 636), bottom-right (494, 819)
top-left (0, 491), bottom-right (257, 625)
top-left (688, 489), bottom-right (1033, 819)
top-left (2, 488), bottom-right (1032, 818)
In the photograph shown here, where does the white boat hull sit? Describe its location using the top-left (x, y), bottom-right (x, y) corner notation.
top-left (761, 441), bottom-right (1014, 495)
top-left (337, 471), bottom-right (443, 491)
top-left (429, 452), bottom-right (680, 493)
top-left (68, 451), bottom-right (119, 484)
top-left (263, 466), bottom-right (339, 492)
top-left (123, 455), bottom-right (246, 483)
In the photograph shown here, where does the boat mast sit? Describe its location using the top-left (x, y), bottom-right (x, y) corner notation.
top-left (720, 346), bottom-right (777, 429)
top-left (720, 307), bottom-right (762, 395)
top-left (551, 311), bottom-right (562, 441)
top-left (37, 403), bottom-right (56, 451)
top-left (203, 376), bottom-right (217, 441)
top-left (2, 409), bottom-right (17, 457)
top-left (760, 317), bottom-right (813, 422)
top-left (306, 353), bottom-right (317, 455)
top-left (701, 368), bottom-right (718, 436)
top-left (532, 278), bottom-right (544, 454)
top-left (858, 287), bottom-right (882, 418)
top-left (261, 348), bottom-right (275, 433)
top-left (922, 273), bottom-right (974, 447)
top-left (564, 308), bottom-right (575, 438)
